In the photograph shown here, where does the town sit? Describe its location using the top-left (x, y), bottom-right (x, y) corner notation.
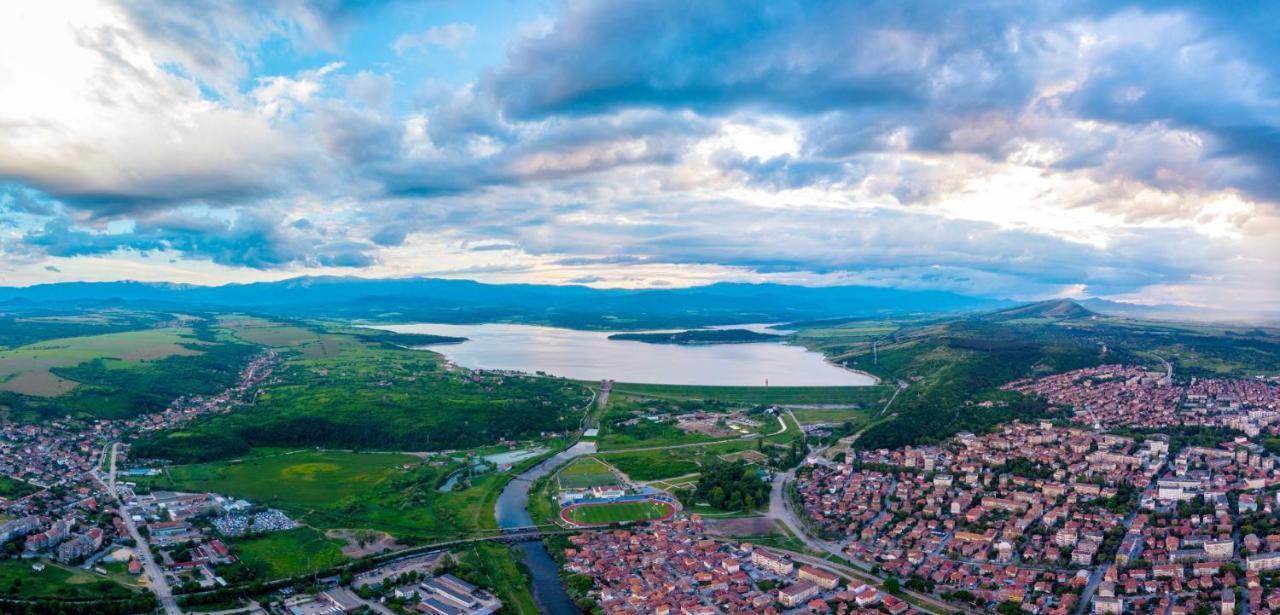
top-left (790, 365), bottom-right (1280, 614)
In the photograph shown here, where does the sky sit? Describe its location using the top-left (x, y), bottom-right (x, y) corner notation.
top-left (0, 1), bottom-right (1277, 311)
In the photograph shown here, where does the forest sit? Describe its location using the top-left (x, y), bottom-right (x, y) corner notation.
top-left (686, 460), bottom-right (769, 512)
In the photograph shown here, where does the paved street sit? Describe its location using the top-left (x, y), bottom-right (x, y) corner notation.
top-left (101, 442), bottom-right (182, 615)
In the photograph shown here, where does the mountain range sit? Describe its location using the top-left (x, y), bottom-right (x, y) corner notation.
top-left (0, 277), bottom-right (1270, 328)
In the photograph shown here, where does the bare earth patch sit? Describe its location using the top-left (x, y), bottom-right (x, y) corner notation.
top-left (327, 529), bottom-right (406, 558)
top-left (702, 517), bottom-right (781, 536)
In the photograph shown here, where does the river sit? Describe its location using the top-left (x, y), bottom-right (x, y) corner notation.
top-left (372, 322), bottom-right (875, 386)
top-left (496, 442), bottom-right (598, 614)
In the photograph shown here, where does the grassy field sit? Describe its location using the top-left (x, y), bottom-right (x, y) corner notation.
top-left (562, 500), bottom-right (673, 525)
top-left (227, 527), bottom-right (347, 579)
top-left (594, 394), bottom-right (781, 451)
top-left (605, 382), bottom-right (892, 405)
top-left (555, 457), bottom-right (620, 489)
top-left (0, 559), bottom-right (137, 601)
top-left (0, 475), bottom-right (39, 500)
top-left (145, 451), bottom-right (416, 508)
top-left (599, 441), bottom-right (744, 481)
top-left (789, 407), bottom-right (875, 426)
top-left (599, 412), bottom-right (802, 482)
top-left (0, 327), bottom-right (201, 396)
top-left (142, 449), bottom-right (513, 542)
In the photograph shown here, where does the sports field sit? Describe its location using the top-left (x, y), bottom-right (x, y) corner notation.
top-left (555, 457), bottom-right (619, 490)
top-left (561, 499), bottom-right (674, 526)
top-left (0, 327), bottom-right (201, 396)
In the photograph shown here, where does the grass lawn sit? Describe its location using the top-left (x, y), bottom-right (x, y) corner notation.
top-left (605, 382), bottom-right (892, 405)
top-left (563, 500), bottom-right (673, 525)
top-left (555, 457), bottom-right (619, 489)
top-left (228, 527), bottom-right (347, 579)
top-left (0, 327), bottom-right (201, 397)
top-left (0, 559), bottom-right (137, 601)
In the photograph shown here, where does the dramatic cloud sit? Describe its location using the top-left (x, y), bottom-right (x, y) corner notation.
top-left (0, 0), bottom-right (1276, 312)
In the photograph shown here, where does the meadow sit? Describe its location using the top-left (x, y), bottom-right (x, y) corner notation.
top-left (598, 412), bottom-right (803, 482)
top-left (0, 310), bottom-right (168, 350)
top-left (789, 406), bottom-right (875, 426)
top-left (142, 449), bottom-right (510, 542)
top-left (225, 527), bottom-right (347, 579)
top-left (0, 327), bottom-right (200, 397)
top-left (145, 451), bottom-right (416, 509)
top-left (0, 319), bottom-right (258, 421)
top-left (219, 317), bottom-right (322, 348)
top-left (562, 500), bottom-right (673, 525)
top-left (0, 559), bottom-right (137, 601)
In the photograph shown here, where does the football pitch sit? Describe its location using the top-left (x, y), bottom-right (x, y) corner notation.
top-left (555, 457), bottom-right (620, 490)
top-left (561, 500), bottom-right (674, 526)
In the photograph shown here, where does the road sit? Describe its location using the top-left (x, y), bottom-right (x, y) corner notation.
top-left (98, 442), bottom-right (183, 615)
top-left (879, 380), bottom-right (908, 416)
top-left (762, 397), bottom-right (974, 615)
top-left (1072, 475), bottom-right (1160, 615)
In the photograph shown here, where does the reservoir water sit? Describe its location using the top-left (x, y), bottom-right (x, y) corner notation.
top-left (373, 323), bottom-right (875, 386)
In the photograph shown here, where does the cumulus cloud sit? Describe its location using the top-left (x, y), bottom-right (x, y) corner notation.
top-left (0, 2), bottom-right (319, 216)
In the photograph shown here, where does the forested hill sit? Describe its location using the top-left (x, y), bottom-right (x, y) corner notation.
top-left (832, 311), bottom-right (1280, 450)
top-left (607, 329), bottom-right (783, 344)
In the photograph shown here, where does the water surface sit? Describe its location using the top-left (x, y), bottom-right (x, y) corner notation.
top-left (374, 323), bottom-right (874, 386)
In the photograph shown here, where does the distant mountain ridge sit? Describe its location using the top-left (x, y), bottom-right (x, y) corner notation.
top-left (0, 276), bottom-right (1007, 328)
top-left (3, 277), bottom-right (1267, 327)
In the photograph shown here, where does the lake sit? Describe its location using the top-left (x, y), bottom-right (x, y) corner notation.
top-left (371, 322), bottom-right (875, 386)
